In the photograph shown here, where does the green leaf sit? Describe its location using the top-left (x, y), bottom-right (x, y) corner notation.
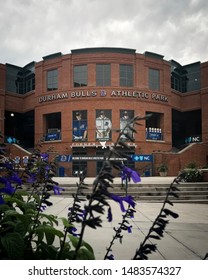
top-left (76, 248), bottom-right (95, 260)
top-left (35, 225), bottom-right (64, 238)
top-left (4, 209), bottom-right (20, 217)
top-left (4, 197), bottom-right (25, 210)
top-left (15, 220), bottom-right (28, 235)
top-left (69, 235), bottom-right (79, 248)
top-left (0, 204), bottom-right (10, 212)
top-left (45, 231), bottom-right (55, 245)
top-left (1, 232), bottom-right (24, 259)
top-left (60, 217), bottom-right (72, 228)
top-left (36, 242), bottom-right (58, 259)
top-left (81, 240), bottom-right (94, 254)
top-left (40, 213), bottom-right (59, 226)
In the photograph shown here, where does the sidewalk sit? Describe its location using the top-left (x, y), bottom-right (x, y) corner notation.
top-left (45, 194), bottom-right (208, 260)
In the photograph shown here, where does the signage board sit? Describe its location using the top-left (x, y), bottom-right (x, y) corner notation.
top-left (57, 155), bottom-right (72, 162)
top-left (131, 154), bottom-right (153, 162)
top-left (185, 135), bottom-right (202, 144)
top-left (45, 132), bottom-right (60, 141)
top-left (57, 154), bottom-right (153, 162)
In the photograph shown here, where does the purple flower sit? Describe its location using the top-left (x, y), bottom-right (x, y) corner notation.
top-left (110, 194), bottom-right (136, 212)
top-left (3, 162), bottom-right (13, 170)
top-left (0, 177), bottom-right (16, 195)
top-left (68, 226), bottom-right (79, 236)
top-left (9, 173), bottom-right (22, 185)
top-left (0, 177), bottom-right (11, 188)
top-left (106, 254), bottom-right (114, 260)
top-left (107, 206), bottom-right (113, 222)
top-left (53, 185), bottom-right (64, 195)
top-left (121, 166), bottom-right (141, 183)
top-left (41, 153), bottom-right (49, 161)
top-left (40, 205), bottom-right (47, 212)
top-left (27, 173), bottom-right (37, 183)
top-left (0, 195), bottom-right (5, 204)
top-left (127, 225), bottom-right (132, 233)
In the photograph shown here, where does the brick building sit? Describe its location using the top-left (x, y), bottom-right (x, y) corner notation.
top-left (0, 47), bottom-right (208, 176)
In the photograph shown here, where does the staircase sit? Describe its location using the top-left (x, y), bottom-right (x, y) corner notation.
top-left (57, 182), bottom-right (208, 203)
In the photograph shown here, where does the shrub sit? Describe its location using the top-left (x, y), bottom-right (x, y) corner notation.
top-left (158, 163), bottom-right (168, 173)
top-left (179, 168), bottom-right (203, 182)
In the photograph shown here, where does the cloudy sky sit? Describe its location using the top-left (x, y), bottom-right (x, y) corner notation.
top-left (0, 0), bottom-right (208, 67)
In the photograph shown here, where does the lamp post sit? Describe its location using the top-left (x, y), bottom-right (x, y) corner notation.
top-left (10, 113), bottom-right (15, 138)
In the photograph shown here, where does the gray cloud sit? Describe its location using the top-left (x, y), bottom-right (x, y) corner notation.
top-left (0, 0), bottom-right (207, 66)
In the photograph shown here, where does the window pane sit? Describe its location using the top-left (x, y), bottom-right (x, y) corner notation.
top-left (45, 112), bottom-right (61, 141)
top-left (74, 65), bottom-right (87, 87)
top-left (149, 69), bottom-right (160, 90)
top-left (6, 63), bottom-right (35, 94)
top-left (120, 64), bottom-right (133, 87)
top-left (96, 64), bottom-right (111, 86)
top-left (47, 69), bottom-right (58, 91)
top-left (146, 111), bottom-right (163, 140)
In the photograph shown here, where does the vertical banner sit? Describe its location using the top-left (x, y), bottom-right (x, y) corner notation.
top-left (72, 110), bottom-right (88, 141)
top-left (96, 110), bottom-right (112, 140)
top-left (120, 110), bottom-right (134, 140)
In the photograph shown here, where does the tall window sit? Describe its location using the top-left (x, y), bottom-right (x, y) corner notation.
top-left (44, 112), bottom-right (61, 141)
top-left (171, 62), bottom-right (200, 93)
top-left (149, 68), bottom-right (160, 90)
top-left (96, 64), bottom-right (111, 86)
top-left (6, 63), bottom-right (35, 94)
top-left (47, 69), bottom-right (58, 91)
top-left (73, 65), bottom-right (87, 87)
top-left (146, 111), bottom-right (163, 140)
top-left (120, 64), bottom-right (133, 87)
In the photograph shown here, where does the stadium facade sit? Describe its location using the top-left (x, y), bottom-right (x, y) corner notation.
top-left (0, 47), bottom-right (208, 176)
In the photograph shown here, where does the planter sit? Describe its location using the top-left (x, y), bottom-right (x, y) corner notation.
top-left (159, 171), bottom-right (168, 177)
top-left (199, 169), bottom-right (208, 182)
top-left (158, 164), bottom-right (168, 176)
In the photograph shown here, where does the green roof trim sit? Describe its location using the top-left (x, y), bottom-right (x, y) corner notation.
top-left (71, 47), bottom-right (136, 55)
top-left (144, 51), bottom-right (164, 60)
top-left (42, 52), bottom-right (62, 60)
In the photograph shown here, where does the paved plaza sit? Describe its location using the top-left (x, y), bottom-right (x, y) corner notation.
top-left (45, 176), bottom-right (208, 260)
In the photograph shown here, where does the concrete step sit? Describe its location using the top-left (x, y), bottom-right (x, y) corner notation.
top-left (56, 182), bottom-right (208, 203)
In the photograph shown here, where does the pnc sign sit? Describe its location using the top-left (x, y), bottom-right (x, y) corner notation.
top-left (131, 154), bottom-right (153, 162)
top-left (185, 135), bottom-right (202, 144)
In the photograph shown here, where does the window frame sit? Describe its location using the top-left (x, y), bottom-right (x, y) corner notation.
top-left (119, 64), bottom-right (133, 87)
top-left (73, 65), bottom-right (88, 87)
top-left (96, 64), bottom-right (111, 86)
top-left (47, 69), bottom-right (58, 91)
top-left (149, 68), bottom-right (160, 91)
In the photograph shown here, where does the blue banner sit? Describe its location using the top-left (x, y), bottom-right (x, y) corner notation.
top-left (131, 154), bottom-right (153, 162)
top-left (45, 132), bottom-right (60, 141)
top-left (57, 155), bottom-right (72, 162)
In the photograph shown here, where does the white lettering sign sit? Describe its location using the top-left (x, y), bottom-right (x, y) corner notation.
top-left (38, 90), bottom-right (168, 103)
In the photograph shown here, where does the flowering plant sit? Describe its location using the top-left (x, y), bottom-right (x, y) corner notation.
top-left (0, 115), bottom-right (183, 260)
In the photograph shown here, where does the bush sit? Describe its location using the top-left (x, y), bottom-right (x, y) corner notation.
top-left (179, 168), bottom-right (203, 182)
